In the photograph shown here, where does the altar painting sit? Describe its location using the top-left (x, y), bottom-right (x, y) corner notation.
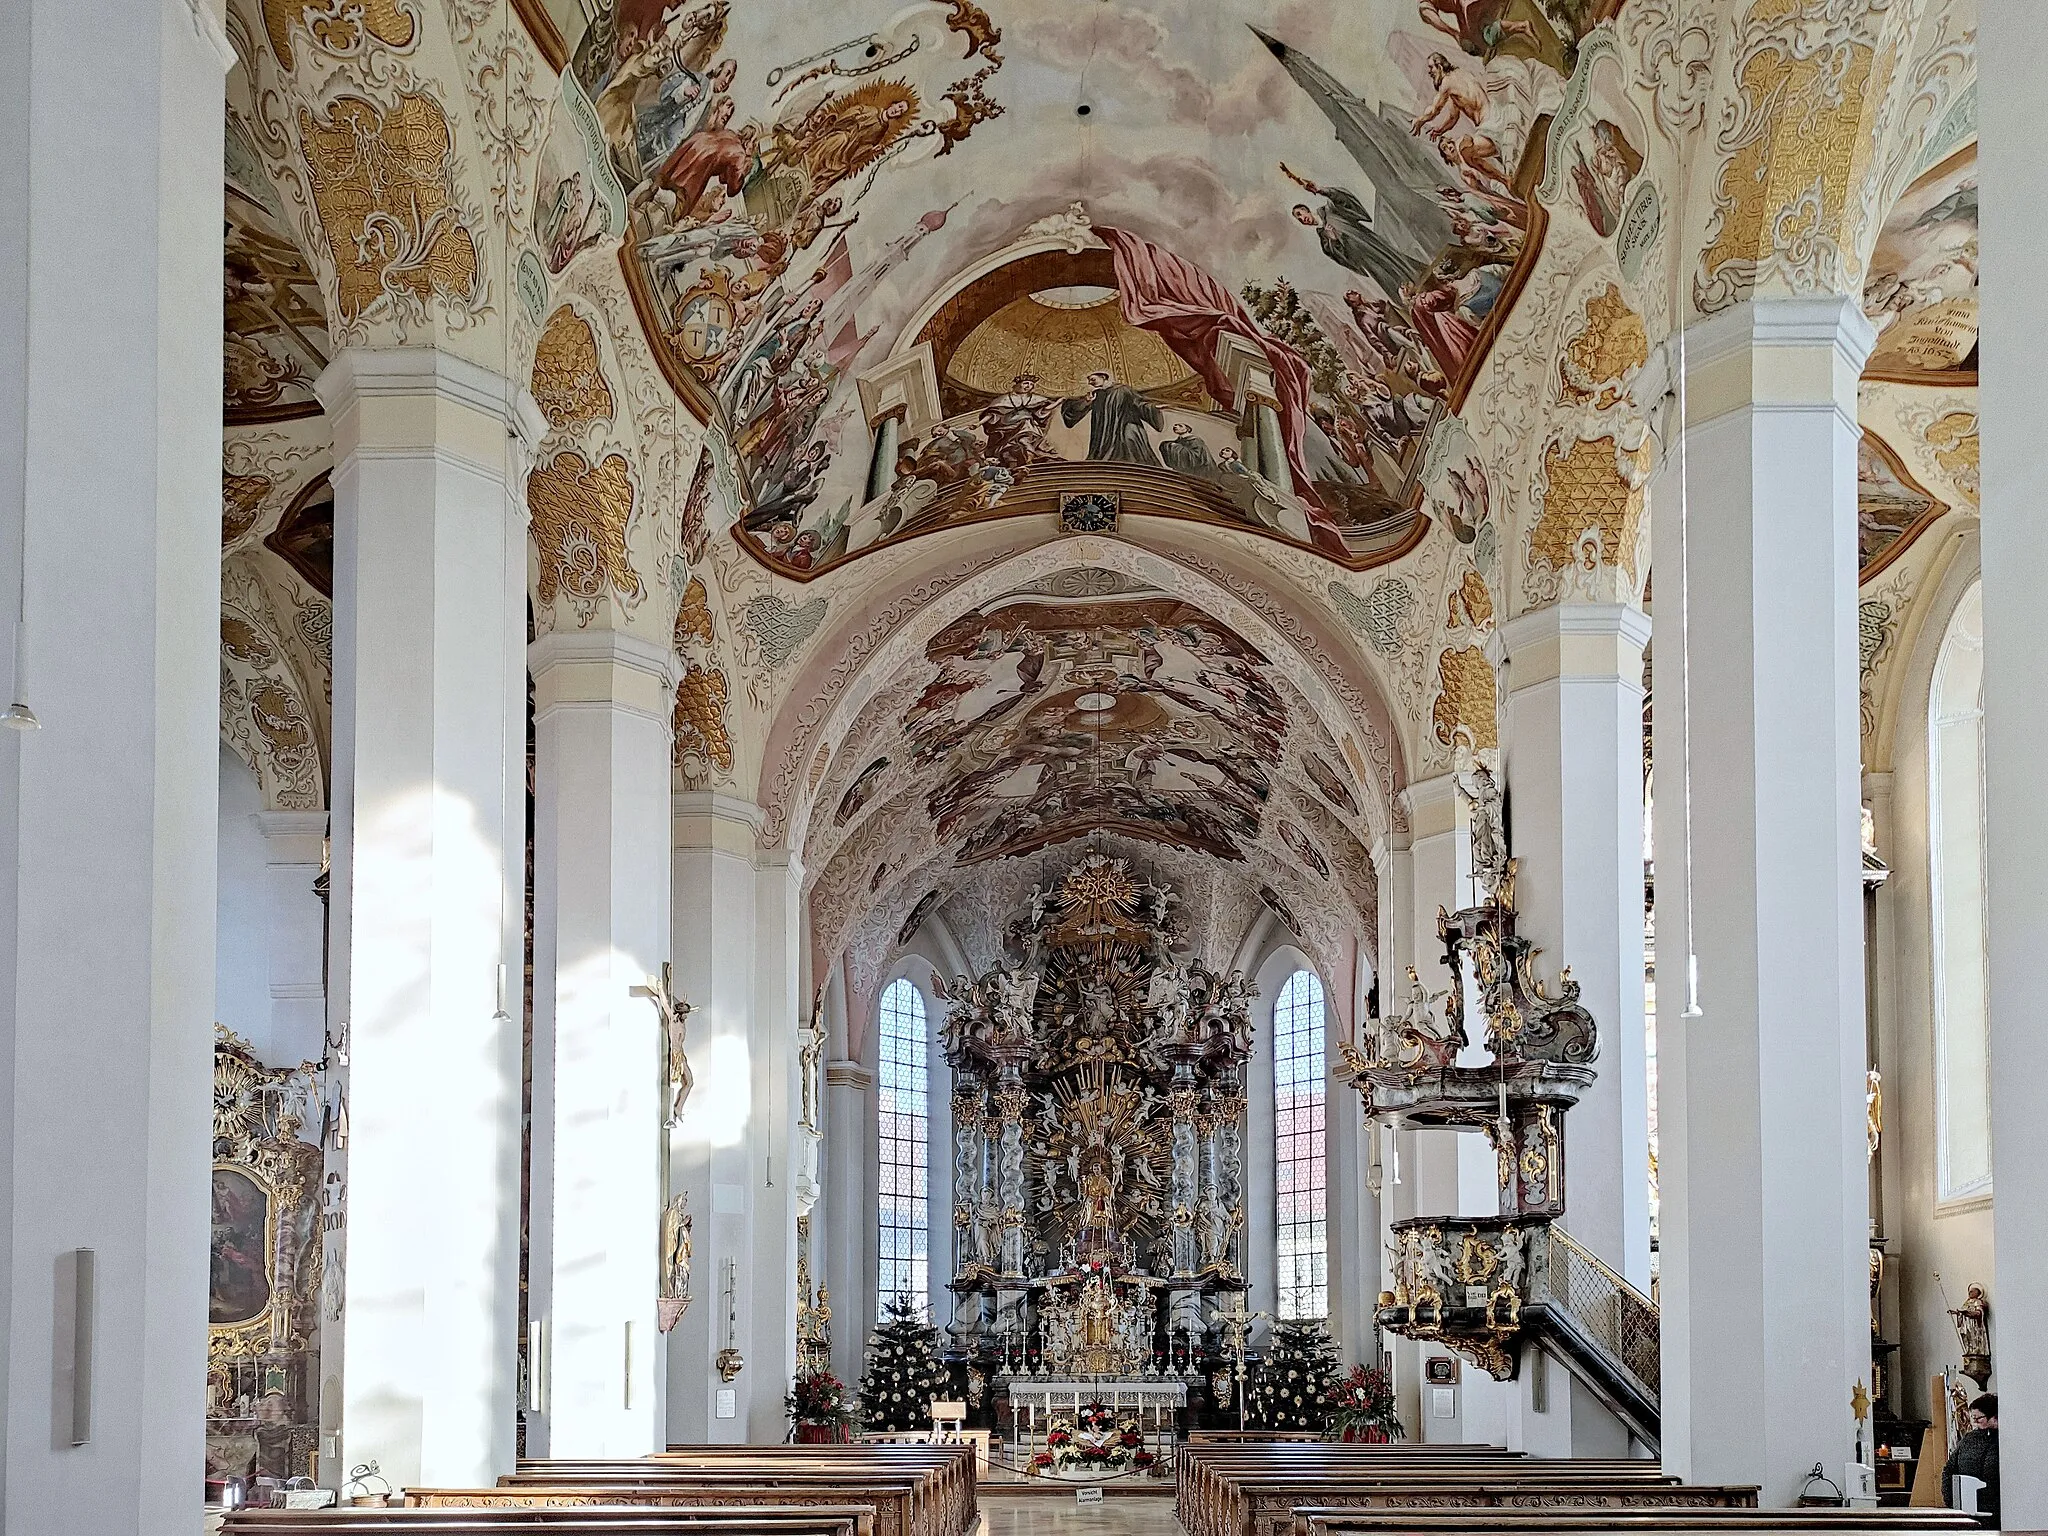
top-left (211, 1167), bottom-right (274, 1326)
top-left (905, 595), bottom-right (1285, 864)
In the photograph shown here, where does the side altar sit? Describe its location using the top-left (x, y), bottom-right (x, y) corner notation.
top-left (937, 853), bottom-right (1257, 1451)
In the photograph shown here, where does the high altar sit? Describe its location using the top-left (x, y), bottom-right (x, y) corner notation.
top-left (938, 853), bottom-right (1256, 1451)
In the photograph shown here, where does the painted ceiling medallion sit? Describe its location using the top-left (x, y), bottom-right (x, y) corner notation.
top-left (509, 0), bottom-right (1625, 581)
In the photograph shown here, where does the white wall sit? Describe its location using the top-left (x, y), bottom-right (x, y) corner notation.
top-left (1874, 536), bottom-right (1997, 1427)
top-left (217, 746), bottom-right (273, 1050)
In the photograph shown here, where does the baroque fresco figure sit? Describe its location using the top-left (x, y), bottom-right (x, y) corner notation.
top-left (1061, 370), bottom-right (1164, 465)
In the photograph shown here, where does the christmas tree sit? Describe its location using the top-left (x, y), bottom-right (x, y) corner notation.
top-left (1247, 1317), bottom-right (1342, 1432)
top-left (858, 1295), bottom-right (955, 1432)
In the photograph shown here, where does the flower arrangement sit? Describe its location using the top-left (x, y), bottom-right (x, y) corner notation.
top-left (1035, 1400), bottom-right (1155, 1476)
top-left (785, 1367), bottom-right (858, 1442)
top-left (1323, 1363), bottom-right (1403, 1443)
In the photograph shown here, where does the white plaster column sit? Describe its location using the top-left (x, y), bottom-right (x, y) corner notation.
top-left (1649, 299), bottom-right (1874, 1501)
top-left (0, 1), bottom-right (227, 1524)
top-left (1499, 603), bottom-right (1653, 1287)
top-left (319, 348), bottom-right (543, 1488)
top-left (825, 1056), bottom-right (874, 1389)
top-left (255, 812), bottom-right (332, 1066)
top-left (667, 795), bottom-right (803, 1445)
top-left (528, 631), bottom-right (677, 1457)
top-left (1980, 23), bottom-right (2047, 1522)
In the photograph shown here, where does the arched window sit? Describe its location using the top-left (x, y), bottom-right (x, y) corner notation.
top-left (1273, 969), bottom-right (1329, 1319)
top-left (877, 977), bottom-right (931, 1304)
top-left (1930, 583), bottom-right (1991, 1202)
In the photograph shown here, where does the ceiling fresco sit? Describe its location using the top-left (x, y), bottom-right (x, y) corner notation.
top-left (905, 591), bottom-right (1285, 863)
top-left (225, 119), bottom-right (331, 424)
top-left (514, 0), bottom-right (1632, 583)
top-left (1857, 430), bottom-right (1949, 579)
top-left (1862, 143), bottom-right (1976, 385)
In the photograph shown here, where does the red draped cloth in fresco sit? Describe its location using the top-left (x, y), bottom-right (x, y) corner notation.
top-left (1097, 226), bottom-right (1346, 555)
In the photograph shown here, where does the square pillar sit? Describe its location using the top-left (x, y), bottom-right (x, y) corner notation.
top-left (1499, 603), bottom-right (1653, 1287)
top-left (1650, 298), bottom-right (1874, 1501)
top-left (319, 347), bottom-right (543, 1488)
top-left (528, 631), bottom-right (677, 1456)
top-left (1980, 21), bottom-right (2047, 1522)
top-left (668, 795), bottom-right (803, 1445)
top-left (0, 0), bottom-right (228, 1525)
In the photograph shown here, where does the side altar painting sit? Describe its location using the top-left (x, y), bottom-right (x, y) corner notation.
top-left (513, 0), bottom-right (1631, 579)
top-left (206, 1029), bottom-right (324, 1487)
top-left (935, 852), bottom-right (1257, 1446)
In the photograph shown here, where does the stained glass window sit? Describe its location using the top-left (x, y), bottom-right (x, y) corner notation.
top-left (877, 977), bottom-right (931, 1306)
top-left (1274, 969), bottom-right (1328, 1320)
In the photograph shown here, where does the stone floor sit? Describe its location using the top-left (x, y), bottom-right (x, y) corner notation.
top-left (981, 1493), bottom-right (1188, 1536)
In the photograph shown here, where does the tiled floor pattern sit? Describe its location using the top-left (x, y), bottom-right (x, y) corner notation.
top-left (981, 1493), bottom-right (1188, 1536)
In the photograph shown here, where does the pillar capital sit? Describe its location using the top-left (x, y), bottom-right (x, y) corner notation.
top-left (1398, 771), bottom-right (1467, 840)
top-left (1498, 603), bottom-right (1651, 694)
top-left (671, 789), bottom-right (767, 855)
top-left (529, 629), bottom-right (679, 724)
top-left (1659, 296), bottom-right (1875, 434)
top-left (316, 346), bottom-right (547, 484)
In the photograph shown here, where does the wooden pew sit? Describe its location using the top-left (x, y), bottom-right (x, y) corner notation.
top-left (1177, 1446), bottom-right (1525, 1535)
top-left (421, 1470), bottom-right (945, 1536)
top-left (1291, 1511), bottom-right (1986, 1536)
top-left (223, 1508), bottom-right (872, 1536)
top-left (1177, 1446), bottom-right (1653, 1536)
top-left (517, 1448), bottom-right (975, 1536)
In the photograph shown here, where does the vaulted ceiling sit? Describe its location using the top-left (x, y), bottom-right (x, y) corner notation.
top-left (214, 0), bottom-right (1980, 1021)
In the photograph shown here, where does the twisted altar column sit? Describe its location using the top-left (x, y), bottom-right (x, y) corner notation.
top-left (994, 1068), bottom-right (1029, 1278)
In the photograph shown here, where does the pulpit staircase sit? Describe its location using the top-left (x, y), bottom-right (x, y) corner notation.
top-left (1521, 1224), bottom-right (1661, 1452)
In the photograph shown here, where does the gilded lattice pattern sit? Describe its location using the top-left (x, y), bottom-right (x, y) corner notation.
top-left (531, 306), bottom-right (615, 432)
top-left (296, 93), bottom-right (480, 325)
top-left (526, 450), bottom-right (643, 621)
top-left (1532, 437), bottom-right (1646, 586)
top-left (674, 664), bottom-right (735, 776)
top-left (262, 0), bottom-right (416, 70)
top-left (674, 576), bottom-right (716, 650)
top-left (1432, 646), bottom-right (1498, 752)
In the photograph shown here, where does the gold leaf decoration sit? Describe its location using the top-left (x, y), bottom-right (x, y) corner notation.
top-left (222, 615), bottom-right (279, 668)
top-left (1447, 569), bottom-right (1493, 632)
top-left (674, 664), bottom-right (734, 775)
top-left (1926, 411), bottom-right (1979, 509)
top-left (296, 93), bottom-right (480, 324)
top-left (224, 471), bottom-right (272, 544)
top-left (1532, 436), bottom-right (1645, 584)
top-left (263, 0), bottom-right (416, 70)
top-left (674, 575), bottom-right (715, 649)
top-left (1432, 646), bottom-right (1497, 751)
top-left (249, 680), bottom-right (314, 753)
top-left (1697, 6), bottom-right (1892, 303)
top-left (527, 450), bottom-right (643, 613)
top-left (1558, 285), bottom-right (1647, 409)
top-left (531, 306), bottom-right (615, 431)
